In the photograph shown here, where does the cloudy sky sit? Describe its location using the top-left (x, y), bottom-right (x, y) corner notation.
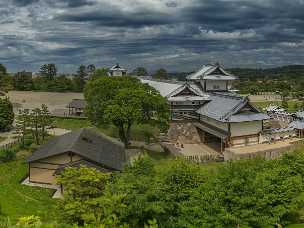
top-left (0, 0), bottom-right (304, 73)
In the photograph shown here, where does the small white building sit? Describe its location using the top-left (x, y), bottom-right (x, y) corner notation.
top-left (108, 64), bottom-right (127, 77)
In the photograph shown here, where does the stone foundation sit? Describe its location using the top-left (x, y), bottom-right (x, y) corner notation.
top-left (167, 122), bottom-right (202, 144)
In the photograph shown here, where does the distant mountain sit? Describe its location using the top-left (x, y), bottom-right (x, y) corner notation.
top-left (169, 65), bottom-right (304, 81)
top-left (228, 65), bottom-right (304, 80)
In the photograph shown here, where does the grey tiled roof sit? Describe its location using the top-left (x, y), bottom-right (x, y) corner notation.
top-left (166, 82), bottom-right (207, 98)
top-left (196, 93), bottom-right (246, 122)
top-left (187, 64), bottom-right (236, 81)
top-left (140, 79), bottom-right (181, 97)
top-left (54, 160), bottom-right (113, 175)
top-left (229, 113), bottom-right (270, 122)
top-left (168, 96), bottom-right (209, 102)
top-left (27, 128), bottom-right (126, 171)
top-left (110, 64), bottom-right (126, 72)
top-left (67, 99), bottom-right (87, 109)
top-left (203, 75), bottom-right (236, 80)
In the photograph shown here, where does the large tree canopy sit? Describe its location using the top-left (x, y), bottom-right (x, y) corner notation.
top-left (58, 151), bottom-right (304, 227)
top-left (84, 76), bottom-right (169, 145)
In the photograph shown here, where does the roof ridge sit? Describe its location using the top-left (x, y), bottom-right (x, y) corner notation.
top-left (221, 97), bottom-right (248, 120)
top-left (68, 128), bottom-right (86, 151)
top-left (209, 92), bottom-right (243, 100)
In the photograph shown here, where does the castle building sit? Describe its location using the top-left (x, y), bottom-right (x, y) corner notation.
top-left (108, 64), bottom-right (127, 77)
top-left (141, 64), bottom-right (269, 152)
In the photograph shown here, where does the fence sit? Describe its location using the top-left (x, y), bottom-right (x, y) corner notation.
top-left (0, 139), bottom-right (19, 150)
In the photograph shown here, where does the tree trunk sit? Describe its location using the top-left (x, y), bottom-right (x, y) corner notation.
top-left (118, 125), bottom-right (127, 147)
top-left (125, 121), bottom-right (132, 146)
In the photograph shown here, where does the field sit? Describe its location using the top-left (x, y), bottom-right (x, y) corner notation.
top-left (252, 100), bottom-right (303, 112)
top-left (0, 159), bottom-right (56, 222)
top-left (5, 91), bottom-right (83, 113)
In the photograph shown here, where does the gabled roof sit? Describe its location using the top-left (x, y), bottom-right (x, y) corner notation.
top-left (167, 82), bottom-right (205, 97)
top-left (196, 93), bottom-right (268, 122)
top-left (67, 99), bottom-right (87, 109)
top-left (110, 64), bottom-right (126, 72)
top-left (140, 79), bottom-right (181, 97)
top-left (229, 113), bottom-right (270, 123)
top-left (54, 160), bottom-right (112, 175)
top-left (187, 64), bottom-right (236, 81)
top-left (27, 128), bottom-right (126, 171)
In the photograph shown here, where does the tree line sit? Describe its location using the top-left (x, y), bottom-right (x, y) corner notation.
top-left (55, 149), bottom-right (304, 227)
top-left (0, 63), bottom-right (171, 93)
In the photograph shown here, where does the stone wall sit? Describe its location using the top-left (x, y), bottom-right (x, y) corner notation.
top-left (224, 141), bottom-right (304, 161)
top-left (167, 122), bottom-right (202, 144)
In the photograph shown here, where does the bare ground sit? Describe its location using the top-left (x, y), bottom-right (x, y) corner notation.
top-left (5, 91), bottom-right (84, 112)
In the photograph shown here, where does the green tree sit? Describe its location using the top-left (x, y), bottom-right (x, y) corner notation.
top-left (104, 89), bottom-right (143, 146)
top-left (39, 64), bottom-right (57, 80)
top-left (57, 166), bottom-right (125, 226)
top-left (15, 109), bottom-right (30, 147)
top-left (40, 104), bottom-right (52, 140)
top-left (90, 68), bottom-right (109, 80)
top-left (0, 98), bottom-right (14, 132)
top-left (84, 76), bottom-right (140, 124)
top-left (85, 77), bottom-right (168, 145)
top-left (153, 68), bottom-right (168, 80)
top-left (132, 67), bottom-right (148, 76)
top-left (0, 63), bottom-right (7, 75)
top-left (29, 108), bottom-right (41, 145)
top-left (13, 71), bottom-right (33, 91)
top-left (74, 65), bottom-right (87, 92)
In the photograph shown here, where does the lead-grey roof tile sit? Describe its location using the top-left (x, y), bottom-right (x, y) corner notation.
top-left (27, 128), bottom-right (126, 170)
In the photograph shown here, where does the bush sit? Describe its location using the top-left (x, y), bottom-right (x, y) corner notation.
top-left (17, 215), bottom-right (41, 227)
top-left (0, 148), bottom-right (16, 163)
top-left (0, 98), bottom-right (14, 132)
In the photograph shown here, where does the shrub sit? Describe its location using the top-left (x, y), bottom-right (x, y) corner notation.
top-left (0, 98), bottom-right (14, 132)
top-left (0, 148), bottom-right (16, 163)
top-left (17, 215), bottom-right (41, 227)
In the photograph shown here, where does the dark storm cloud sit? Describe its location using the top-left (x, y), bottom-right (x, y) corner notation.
top-left (12, 0), bottom-right (39, 6)
top-left (2, 0), bottom-right (304, 73)
top-left (57, 10), bottom-right (173, 28)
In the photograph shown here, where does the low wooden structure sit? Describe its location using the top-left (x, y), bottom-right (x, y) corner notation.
top-left (66, 99), bottom-right (86, 116)
top-left (27, 128), bottom-right (126, 185)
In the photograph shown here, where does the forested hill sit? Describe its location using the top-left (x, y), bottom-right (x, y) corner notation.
top-left (169, 65), bottom-right (304, 81)
top-left (229, 65), bottom-right (304, 80)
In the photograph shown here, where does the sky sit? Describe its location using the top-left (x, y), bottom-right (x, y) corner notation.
top-left (0, 0), bottom-right (304, 73)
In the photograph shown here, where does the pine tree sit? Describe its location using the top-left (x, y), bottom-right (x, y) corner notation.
top-left (40, 104), bottom-right (52, 141)
top-left (30, 108), bottom-right (42, 145)
top-left (14, 109), bottom-right (30, 147)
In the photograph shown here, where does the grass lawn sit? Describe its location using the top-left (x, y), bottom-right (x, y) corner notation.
top-left (52, 117), bottom-right (92, 130)
top-left (52, 117), bottom-right (161, 143)
top-left (0, 159), bottom-right (56, 222)
top-left (253, 100), bottom-right (303, 112)
top-left (287, 225), bottom-right (304, 228)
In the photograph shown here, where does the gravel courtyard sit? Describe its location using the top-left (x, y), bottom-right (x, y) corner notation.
top-left (5, 91), bottom-right (84, 113)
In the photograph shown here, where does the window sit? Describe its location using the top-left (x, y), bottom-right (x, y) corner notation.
top-left (213, 85), bottom-right (220, 90)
